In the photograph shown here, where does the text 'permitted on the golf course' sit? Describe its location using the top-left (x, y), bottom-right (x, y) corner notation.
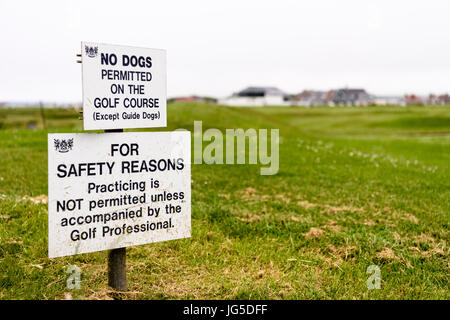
top-left (48, 132), bottom-right (191, 258)
top-left (81, 42), bottom-right (167, 131)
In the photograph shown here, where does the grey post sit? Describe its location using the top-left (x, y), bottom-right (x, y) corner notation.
top-left (108, 247), bottom-right (127, 291)
top-left (77, 54), bottom-right (127, 291)
top-left (105, 128), bottom-right (127, 291)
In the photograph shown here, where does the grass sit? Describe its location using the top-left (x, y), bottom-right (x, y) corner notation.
top-left (0, 103), bottom-right (449, 299)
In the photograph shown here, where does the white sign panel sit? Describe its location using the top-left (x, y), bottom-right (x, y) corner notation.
top-left (48, 132), bottom-right (190, 258)
top-left (81, 42), bottom-right (167, 130)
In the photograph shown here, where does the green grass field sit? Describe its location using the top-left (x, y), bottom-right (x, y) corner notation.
top-left (0, 103), bottom-right (448, 299)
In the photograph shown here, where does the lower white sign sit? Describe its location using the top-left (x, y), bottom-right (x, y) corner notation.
top-left (48, 131), bottom-right (191, 258)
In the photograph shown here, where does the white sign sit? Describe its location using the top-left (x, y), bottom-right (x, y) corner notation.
top-left (81, 42), bottom-right (167, 130)
top-left (48, 131), bottom-right (190, 258)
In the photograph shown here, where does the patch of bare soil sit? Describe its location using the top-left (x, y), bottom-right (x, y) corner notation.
top-left (303, 227), bottom-right (325, 239)
top-left (297, 200), bottom-right (318, 209)
top-left (21, 194), bottom-right (48, 204)
top-left (236, 213), bottom-right (262, 223)
top-left (297, 199), bottom-right (364, 214)
top-left (376, 248), bottom-right (398, 261)
top-left (404, 213), bottom-right (419, 224)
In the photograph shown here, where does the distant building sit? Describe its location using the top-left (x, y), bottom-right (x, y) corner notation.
top-left (331, 88), bottom-right (371, 106)
top-left (169, 96), bottom-right (217, 103)
top-left (220, 86), bottom-right (449, 107)
top-left (291, 88), bottom-right (372, 107)
top-left (371, 96), bottom-right (404, 106)
top-left (427, 94), bottom-right (450, 105)
top-left (220, 87), bottom-right (290, 106)
top-left (291, 90), bottom-right (330, 106)
top-left (403, 94), bottom-right (424, 105)
top-left (436, 94), bottom-right (450, 105)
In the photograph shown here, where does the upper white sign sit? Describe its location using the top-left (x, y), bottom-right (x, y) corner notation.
top-left (81, 42), bottom-right (167, 130)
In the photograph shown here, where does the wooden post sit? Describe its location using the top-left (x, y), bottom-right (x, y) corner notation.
top-left (39, 102), bottom-right (47, 130)
top-left (105, 128), bottom-right (127, 291)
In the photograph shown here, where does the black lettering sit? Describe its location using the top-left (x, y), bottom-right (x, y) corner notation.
top-left (57, 164), bottom-right (67, 178)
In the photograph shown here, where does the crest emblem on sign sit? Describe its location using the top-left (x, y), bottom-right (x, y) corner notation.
top-left (85, 45), bottom-right (98, 58)
top-left (54, 139), bottom-right (74, 153)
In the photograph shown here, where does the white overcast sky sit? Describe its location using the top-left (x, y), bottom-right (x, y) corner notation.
top-left (1, 0), bottom-right (449, 103)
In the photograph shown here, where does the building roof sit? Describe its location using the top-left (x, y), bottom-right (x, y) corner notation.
top-left (333, 88), bottom-right (370, 101)
top-left (291, 90), bottom-right (327, 100)
top-left (235, 87), bottom-right (286, 97)
top-left (335, 88), bottom-right (368, 94)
